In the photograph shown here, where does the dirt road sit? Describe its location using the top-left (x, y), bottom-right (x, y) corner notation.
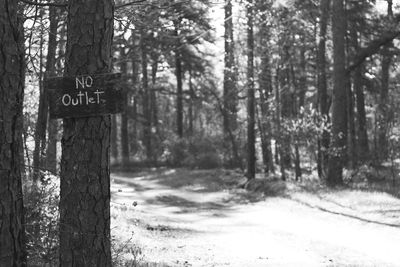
top-left (111, 169), bottom-right (400, 267)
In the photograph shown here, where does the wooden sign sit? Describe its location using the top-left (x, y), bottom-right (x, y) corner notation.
top-left (45, 73), bottom-right (123, 119)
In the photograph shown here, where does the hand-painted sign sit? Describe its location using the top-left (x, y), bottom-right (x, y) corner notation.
top-left (45, 73), bottom-right (123, 119)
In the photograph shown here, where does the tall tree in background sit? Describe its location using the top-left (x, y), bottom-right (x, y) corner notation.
top-left (247, 0), bottom-right (256, 180)
top-left (0, 0), bottom-right (27, 264)
top-left (378, 0), bottom-right (393, 160)
top-left (257, 0), bottom-right (274, 174)
top-left (174, 19), bottom-right (184, 138)
top-left (327, 0), bottom-right (347, 186)
top-left (317, 0), bottom-right (330, 177)
top-left (45, 5), bottom-right (60, 174)
top-left (223, 0), bottom-right (238, 164)
top-left (59, 0), bottom-right (114, 264)
top-left (120, 45), bottom-right (130, 166)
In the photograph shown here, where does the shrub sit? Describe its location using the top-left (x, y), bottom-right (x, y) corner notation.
top-left (24, 172), bottom-right (60, 266)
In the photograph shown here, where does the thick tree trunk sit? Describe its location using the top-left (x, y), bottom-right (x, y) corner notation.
top-left (317, 0), bottom-right (330, 178)
top-left (327, 0), bottom-right (347, 186)
top-left (59, 0), bottom-right (114, 265)
top-left (247, 0), bottom-right (256, 180)
top-left (45, 6), bottom-right (59, 174)
top-left (0, 0), bottom-right (27, 264)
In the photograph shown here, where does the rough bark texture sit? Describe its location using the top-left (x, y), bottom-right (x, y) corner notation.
top-left (246, 0), bottom-right (255, 180)
top-left (327, 0), bottom-right (347, 186)
top-left (59, 0), bottom-right (114, 265)
top-left (0, 0), bottom-right (27, 265)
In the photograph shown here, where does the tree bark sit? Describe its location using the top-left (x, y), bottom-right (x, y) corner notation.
top-left (45, 5), bottom-right (60, 174)
top-left (327, 0), bottom-right (347, 186)
top-left (223, 0), bottom-right (238, 165)
top-left (33, 7), bottom-right (47, 180)
top-left (141, 28), bottom-right (152, 160)
top-left (317, 0), bottom-right (330, 178)
top-left (378, 1), bottom-right (393, 161)
top-left (0, 0), bottom-right (27, 264)
top-left (247, 0), bottom-right (256, 180)
top-left (59, 0), bottom-right (114, 265)
top-left (174, 20), bottom-right (184, 138)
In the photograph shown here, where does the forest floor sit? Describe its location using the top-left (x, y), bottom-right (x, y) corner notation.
top-left (110, 168), bottom-right (400, 267)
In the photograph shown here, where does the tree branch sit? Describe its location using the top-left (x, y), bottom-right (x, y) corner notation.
top-left (19, 0), bottom-right (67, 8)
top-left (347, 30), bottom-right (400, 73)
top-left (115, 0), bottom-right (146, 9)
top-left (19, 0), bottom-right (147, 9)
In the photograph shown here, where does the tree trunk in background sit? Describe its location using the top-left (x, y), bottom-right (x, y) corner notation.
top-left (0, 0), bottom-right (27, 264)
top-left (120, 45), bottom-right (130, 167)
top-left (59, 0), bottom-right (114, 265)
top-left (33, 7), bottom-right (47, 180)
top-left (317, 0), bottom-right (330, 178)
top-left (131, 33), bottom-right (139, 156)
top-left (45, 5), bottom-right (59, 174)
top-left (188, 69), bottom-right (194, 135)
top-left (150, 51), bottom-right (159, 143)
top-left (247, 0), bottom-right (256, 180)
top-left (111, 115), bottom-right (119, 161)
top-left (378, 0), bottom-right (393, 161)
top-left (280, 43), bottom-right (292, 173)
top-left (223, 0), bottom-right (238, 165)
top-left (327, 0), bottom-right (347, 186)
top-left (347, 79), bottom-right (357, 168)
top-left (141, 28), bottom-right (152, 160)
top-left (257, 1), bottom-right (274, 174)
top-left (350, 25), bottom-right (369, 163)
top-left (174, 20), bottom-right (184, 138)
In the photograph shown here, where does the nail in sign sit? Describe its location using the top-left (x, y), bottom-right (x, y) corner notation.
top-left (45, 73), bottom-right (123, 119)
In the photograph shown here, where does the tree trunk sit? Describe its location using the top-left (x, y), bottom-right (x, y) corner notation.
top-left (223, 0), bottom-right (238, 165)
top-left (378, 0), bottom-right (393, 161)
top-left (349, 25), bottom-right (369, 163)
top-left (111, 115), bottom-right (119, 162)
top-left (141, 28), bottom-right (152, 160)
top-left (0, 0), bottom-right (27, 264)
top-left (59, 0), bottom-right (114, 265)
top-left (45, 5), bottom-right (59, 174)
top-left (317, 0), bottom-right (330, 178)
top-left (33, 7), bottom-right (47, 180)
top-left (174, 20), bottom-right (184, 138)
top-left (120, 45), bottom-right (129, 167)
top-left (327, 0), bottom-right (347, 186)
top-left (247, 0), bottom-right (256, 180)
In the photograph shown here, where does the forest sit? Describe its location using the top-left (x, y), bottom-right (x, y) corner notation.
top-left (1, 0), bottom-right (400, 266)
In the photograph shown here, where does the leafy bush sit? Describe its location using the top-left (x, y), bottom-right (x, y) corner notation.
top-left (24, 172), bottom-right (60, 266)
top-left (162, 134), bottom-right (222, 169)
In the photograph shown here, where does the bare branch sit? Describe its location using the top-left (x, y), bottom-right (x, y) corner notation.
top-left (19, 0), bottom-right (67, 8)
top-left (347, 31), bottom-right (400, 73)
top-left (116, 0), bottom-right (146, 9)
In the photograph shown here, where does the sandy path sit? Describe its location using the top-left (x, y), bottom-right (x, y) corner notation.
top-left (110, 169), bottom-right (400, 267)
